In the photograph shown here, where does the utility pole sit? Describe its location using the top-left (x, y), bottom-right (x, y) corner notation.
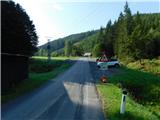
top-left (47, 39), bottom-right (51, 62)
top-left (45, 36), bottom-right (52, 62)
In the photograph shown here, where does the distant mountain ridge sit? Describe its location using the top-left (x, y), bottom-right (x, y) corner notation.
top-left (37, 12), bottom-right (160, 57)
top-left (39, 30), bottom-right (98, 52)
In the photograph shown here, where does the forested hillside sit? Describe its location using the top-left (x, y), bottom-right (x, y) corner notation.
top-left (92, 3), bottom-right (160, 60)
top-left (37, 2), bottom-right (160, 60)
top-left (36, 30), bottom-right (98, 56)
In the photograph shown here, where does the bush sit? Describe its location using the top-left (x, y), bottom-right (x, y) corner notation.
top-left (109, 67), bottom-right (160, 104)
top-left (51, 52), bottom-right (59, 57)
top-left (29, 58), bottom-right (62, 73)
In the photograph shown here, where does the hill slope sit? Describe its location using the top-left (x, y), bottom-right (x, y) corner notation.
top-left (38, 30), bottom-right (98, 55)
top-left (37, 12), bottom-right (160, 57)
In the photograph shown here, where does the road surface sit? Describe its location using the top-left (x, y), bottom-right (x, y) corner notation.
top-left (2, 58), bottom-right (105, 120)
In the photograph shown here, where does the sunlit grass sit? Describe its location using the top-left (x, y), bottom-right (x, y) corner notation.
top-left (32, 56), bottom-right (79, 60)
top-left (97, 83), bottom-right (159, 120)
top-left (109, 67), bottom-right (160, 114)
top-left (125, 59), bottom-right (160, 76)
top-left (97, 64), bottom-right (160, 120)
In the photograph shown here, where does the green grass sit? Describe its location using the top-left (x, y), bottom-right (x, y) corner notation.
top-left (108, 67), bottom-right (160, 117)
top-left (32, 56), bottom-right (79, 60)
top-left (124, 59), bottom-right (160, 76)
top-left (2, 57), bottom-right (72, 103)
top-left (109, 67), bottom-right (160, 103)
top-left (97, 65), bottom-right (160, 120)
top-left (97, 83), bottom-right (159, 120)
top-left (29, 57), bottom-right (67, 73)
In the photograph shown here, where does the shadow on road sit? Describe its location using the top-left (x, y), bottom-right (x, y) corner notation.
top-left (2, 58), bottom-right (105, 120)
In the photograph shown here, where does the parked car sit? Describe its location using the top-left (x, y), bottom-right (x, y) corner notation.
top-left (97, 58), bottom-right (120, 68)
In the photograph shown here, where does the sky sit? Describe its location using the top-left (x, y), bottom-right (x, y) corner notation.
top-left (13, 0), bottom-right (160, 46)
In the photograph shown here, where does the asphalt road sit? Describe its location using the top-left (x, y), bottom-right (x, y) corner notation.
top-left (2, 57), bottom-right (105, 120)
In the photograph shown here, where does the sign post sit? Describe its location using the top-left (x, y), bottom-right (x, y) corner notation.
top-left (47, 39), bottom-right (51, 62)
top-left (120, 90), bottom-right (127, 114)
top-left (99, 62), bottom-right (108, 70)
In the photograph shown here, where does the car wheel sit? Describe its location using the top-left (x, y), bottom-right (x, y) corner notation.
top-left (115, 64), bottom-right (119, 67)
top-left (97, 65), bottom-right (100, 68)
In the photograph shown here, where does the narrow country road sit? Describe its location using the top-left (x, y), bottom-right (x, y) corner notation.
top-left (2, 57), bottom-right (105, 120)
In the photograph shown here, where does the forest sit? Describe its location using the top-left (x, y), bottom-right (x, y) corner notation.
top-left (38, 2), bottom-right (160, 61)
top-left (92, 2), bottom-right (160, 60)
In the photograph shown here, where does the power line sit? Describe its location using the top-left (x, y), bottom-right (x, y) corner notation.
top-left (1, 53), bottom-right (30, 58)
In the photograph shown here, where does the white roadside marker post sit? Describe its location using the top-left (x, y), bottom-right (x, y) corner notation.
top-left (120, 90), bottom-right (127, 114)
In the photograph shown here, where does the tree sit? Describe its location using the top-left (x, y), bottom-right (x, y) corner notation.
top-left (124, 1), bottom-right (134, 35)
top-left (92, 43), bottom-right (106, 57)
top-left (65, 41), bottom-right (72, 56)
top-left (144, 30), bottom-right (160, 59)
top-left (104, 20), bottom-right (114, 58)
top-left (116, 21), bottom-right (130, 59)
top-left (115, 11), bottom-right (129, 59)
top-left (1, 1), bottom-right (38, 91)
top-left (1, 1), bottom-right (38, 56)
top-left (51, 52), bottom-right (59, 57)
top-left (130, 25), bottom-right (144, 60)
top-left (72, 45), bottom-right (83, 56)
top-left (114, 12), bottom-right (124, 56)
top-left (97, 27), bottom-right (105, 44)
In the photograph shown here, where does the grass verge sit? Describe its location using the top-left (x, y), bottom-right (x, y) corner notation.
top-left (122, 59), bottom-right (160, 76)
top-left (109, 67), bottom-right (160, 104)
top-left (32, 56), bottom-right (79, 60)
top-left (2, 57), bottom-right (72, 104)
top-left (97, 83), bottom-right (159, 120)
top-left (97, 66), bottom-right (160, 120)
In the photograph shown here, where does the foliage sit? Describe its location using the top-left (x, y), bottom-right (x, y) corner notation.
top-left (124, 59), bottom-right (160, 76)
top-left (108, 67), bottom-right (160, 117)
top-left (2, 57), bottom-right (71, 103)
top-left (91, 2), bottom-right (160, 59)
top-left (51, 52), bottom-right (59, 57)
top-left (29, 58), bottom-right (64, 73)
top-left (92, 43), bottom-right (106, 57)
top-left (112, 3), bottom-right (160, 59)
top-left (36, 49), bottom-right (48, 56)
top-left (97, 84), bottom-right (159, 120)
top-left (76, 32), bottom-right (99, 53)
top-left (37, 2), bottom-right (160, 59)
top-left (38, 30), bottom-right (97, 56)
top-left (72, 44), bottom-right (84, 56)
top-left (1, 1), bottom-right (38, 56)
top-left (65, 41), bottom-right (72, 56)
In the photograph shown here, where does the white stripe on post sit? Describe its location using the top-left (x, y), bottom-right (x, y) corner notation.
top-left (120, 90), bottom-right (127, 114)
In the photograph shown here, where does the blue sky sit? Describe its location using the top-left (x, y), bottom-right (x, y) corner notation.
top-left (13, 0), bottom-right (160, 45)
